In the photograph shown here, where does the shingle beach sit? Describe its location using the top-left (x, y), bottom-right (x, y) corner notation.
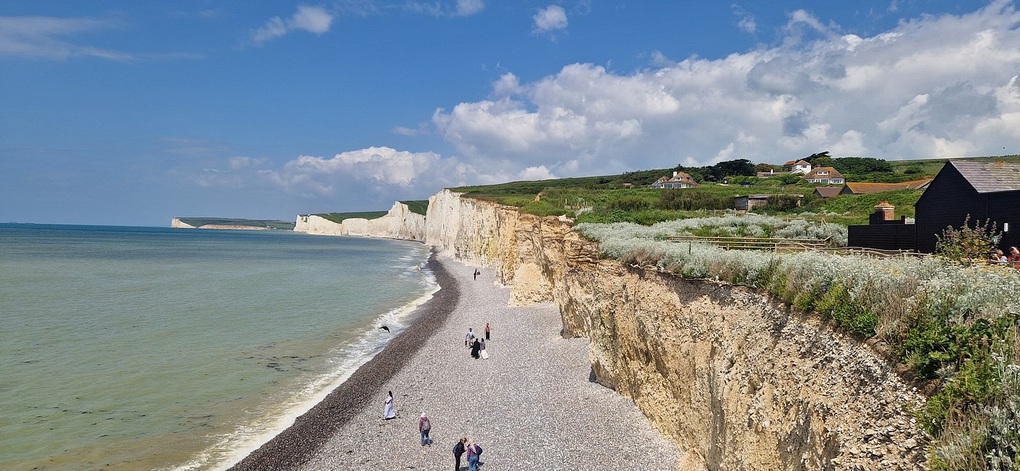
top-left (231, 251), bottom-right (682, 470)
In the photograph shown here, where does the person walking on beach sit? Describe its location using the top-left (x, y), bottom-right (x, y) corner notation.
top-left (418, 413), bottom-right (432, 446)
top-left (484, 323), bottom-right (490, 340)
top-left (465, 328), bottom-right (475, 347)
top-left (383, 391), bottom-right (396, 420)
top-left (473, 268), bottom-right (479, 280)
top-left (453, 437), bottom-right (466, 471)
top-left (469, 338), bottom-right (481, 359)
top-left (466, 440), bottom-right (483, 471)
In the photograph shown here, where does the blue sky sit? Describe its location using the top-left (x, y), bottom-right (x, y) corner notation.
top-left (2, 1), bottom-right (1019, 226)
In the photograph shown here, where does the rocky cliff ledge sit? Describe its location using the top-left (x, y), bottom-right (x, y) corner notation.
top-left (294, 202), bottom-right (425, 240)
top-left (424, 189), bottom-right (927, 471)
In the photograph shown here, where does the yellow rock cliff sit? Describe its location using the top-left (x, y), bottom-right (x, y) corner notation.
top-left (424, 189), bottom-right (927, 470)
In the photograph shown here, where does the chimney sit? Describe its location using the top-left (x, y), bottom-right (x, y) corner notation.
top-left (874, 201), bottom-right (895, 221)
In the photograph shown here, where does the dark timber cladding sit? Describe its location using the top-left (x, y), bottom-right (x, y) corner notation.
top-left (847, 224), bottom-right (916, 251)
top-left (914, 160), bottom-right (1020, 253)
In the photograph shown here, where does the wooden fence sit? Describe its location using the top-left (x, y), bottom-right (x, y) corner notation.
top-left (662, 235), bottom-right (832, 252)
top-left (662, 235), bottom-right (929, 258)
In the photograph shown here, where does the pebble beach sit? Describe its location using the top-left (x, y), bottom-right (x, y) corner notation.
top-left (230, 251), bottom-right (682, 470)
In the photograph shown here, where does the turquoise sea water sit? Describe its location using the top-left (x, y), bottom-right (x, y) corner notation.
top-left (0, 224), bottom-right (436, 471)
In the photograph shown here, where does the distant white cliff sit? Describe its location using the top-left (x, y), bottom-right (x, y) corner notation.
top-left (170, 218), bottom-right (195, 229)
top-left (294, 202), bottom-right (426, 241)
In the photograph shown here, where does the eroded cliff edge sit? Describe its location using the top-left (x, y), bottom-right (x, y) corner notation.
top-left (425, 189), bottom-right (927, 470)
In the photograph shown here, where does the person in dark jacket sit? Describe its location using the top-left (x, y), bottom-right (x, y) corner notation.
top-left (453, 437), bottom-right (466, 470)
top-left (469, 338), bottom-right (481, 359)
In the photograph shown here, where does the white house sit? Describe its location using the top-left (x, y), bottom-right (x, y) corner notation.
top-left (651, 171), bottom-right (700, 189)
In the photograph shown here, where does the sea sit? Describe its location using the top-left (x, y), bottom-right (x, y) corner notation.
top-left (0, 223), bottom-right (438, 471)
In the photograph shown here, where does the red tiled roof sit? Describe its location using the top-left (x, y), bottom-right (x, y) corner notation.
top-left (814, 187), bottom-right (842, 198)
top-left (803, 167), bottom-right (844, 179)
top-left (841, 178), bottom-right (931, 194)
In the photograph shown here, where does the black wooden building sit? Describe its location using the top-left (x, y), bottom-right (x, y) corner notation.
top-left (914, 160), bottom-right (1020, 253)
top-left (846, 202), bottom-right (916, 251)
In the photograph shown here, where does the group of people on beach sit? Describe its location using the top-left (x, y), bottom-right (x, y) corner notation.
top-left (453, 436), bottom-right (484, 471)
top-left (989, 246), bottom-right (1020, 270)
top-left (465, 323), bottom-right (491, 360)
top-left (377, 266), bottom-right (491, 470)
top-left (386, 400), bottom-right (484, 470)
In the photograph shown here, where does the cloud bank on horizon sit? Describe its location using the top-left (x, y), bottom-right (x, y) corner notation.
top-left (2, 1), bottom-right (1020, 225)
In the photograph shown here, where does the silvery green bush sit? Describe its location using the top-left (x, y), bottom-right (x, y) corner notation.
top-left (576, 215), bottom-right (1020, 468)
top-left (575, 217), bottom-right (1019, 325)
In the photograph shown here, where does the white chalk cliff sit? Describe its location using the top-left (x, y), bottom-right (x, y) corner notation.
top-left (293, 202), bottom-right (426, 241)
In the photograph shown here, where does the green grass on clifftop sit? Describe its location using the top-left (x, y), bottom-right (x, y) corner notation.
top-left (314, 200), bottom-right (429, 224)
top-left (452, 171), bottom-right (921, 225)
top-left (450, 156), bottom-right (1020, 226)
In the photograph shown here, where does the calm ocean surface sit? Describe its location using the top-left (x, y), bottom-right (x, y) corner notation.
top-left (0, 224), bottom-right (437, 471)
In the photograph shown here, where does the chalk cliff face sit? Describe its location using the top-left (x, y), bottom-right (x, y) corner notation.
top-left (424, 189), bottom-right (927, 471)
top-left (294, 202), bottom-right (426, 240)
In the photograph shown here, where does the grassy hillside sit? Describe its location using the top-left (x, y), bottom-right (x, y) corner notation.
top-left (451, 173), bottom-right (901, 226)
top-left (450, 155), bottom-right (1020, 226)
top-left (887, 154), bottom-right (1020, 178)
top-left (315, 211), bottom-right (387, 223)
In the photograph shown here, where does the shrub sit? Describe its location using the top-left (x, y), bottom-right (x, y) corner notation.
top-left (575, 215), bottom-right (1020, 468)
top-left (658, 190), bottom-right (732, 211)
top-left (935, 215), bottom-right (1003, 265)
top-left (760, 193), bottom-right (802, 212)
top-left (777, 173), bottom-right (804, 185)
top-left (815, 280), bottom-right (878, 338)
top-left (608, 196), bottom-right (652, 211)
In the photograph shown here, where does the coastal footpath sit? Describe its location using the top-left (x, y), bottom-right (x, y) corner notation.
top-left (423, 189), bottom-right (928, 470)
top-left (293, 202), bottom-right (425, 240)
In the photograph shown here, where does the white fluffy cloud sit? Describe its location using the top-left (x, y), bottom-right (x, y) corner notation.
top-left (206, 1), bottom-right (1020, 208)
top-left (251, 5), bottom-right (334, 44)
top-left (533, 5), bottom-right (568, 35)
top-left (433, 0), bottom-right (1020, 174)
top-left (260, 146), bottom-right (511, 204)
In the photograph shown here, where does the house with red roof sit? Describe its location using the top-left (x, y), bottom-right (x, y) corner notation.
top-left (802, 167), bottom-right (845, 185)
top-left (651, 171), bottom-right (700, 189)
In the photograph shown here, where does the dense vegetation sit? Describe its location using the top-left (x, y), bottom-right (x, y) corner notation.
top-left (452, 156), bottom-right (1020, 226)
top-left (451, 157), bottom-right (940, 225)
top-left (576, 216), bottom-right (1019, 470)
